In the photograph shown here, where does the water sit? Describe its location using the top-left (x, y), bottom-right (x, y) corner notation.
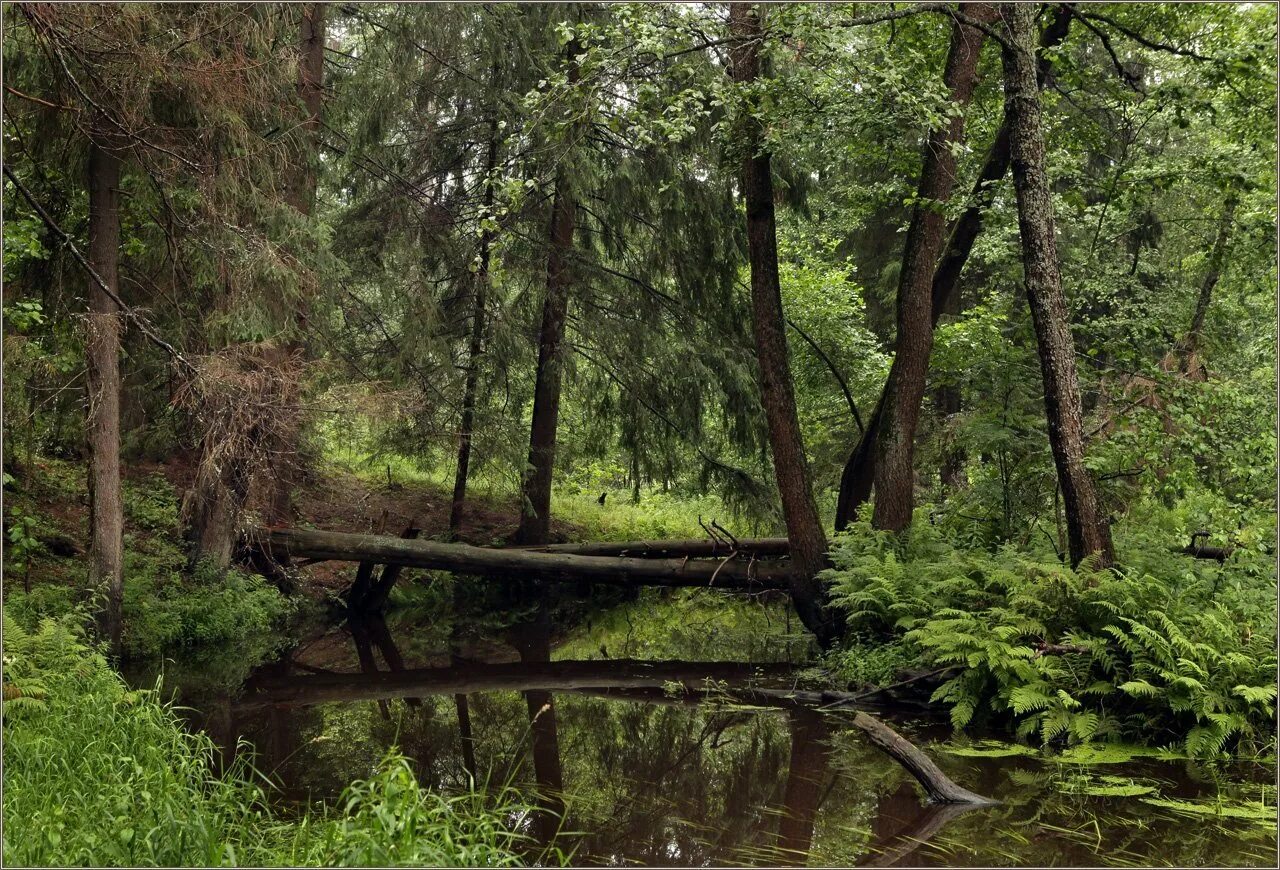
top-left (126, 588), bottom-right (1277, 867)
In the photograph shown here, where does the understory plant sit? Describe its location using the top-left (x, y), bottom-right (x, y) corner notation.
top-left (1, 614), bottom-right (555, 867)
top-left (823, 509), bottom-right (1276, 759)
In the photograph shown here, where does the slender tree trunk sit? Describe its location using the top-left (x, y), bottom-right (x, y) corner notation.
top-left (514, 183), bottom-right (575, 546)
top-left (1181, 192), bottom-right (1237, 373)
top-left (86, 140), bottom-right (125, 658)
top-left (834, 4), bottom-right (1073, 531)
top-left (1001, 3), bottom-right (1113, 569)
top-left (515, 43), bottom-right (580, 547)
top-left (730, 3), bottom-right (837, 647)
top-left (449, 114), bottom-right (501, 537)
top-left (268, 1), bottom-right (326, 524)
top-left (872, 4), bottom-right (995, 532)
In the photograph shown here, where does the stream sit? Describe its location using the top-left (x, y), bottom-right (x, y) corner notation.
top-left (124, 586), bottom-right (1276, 867)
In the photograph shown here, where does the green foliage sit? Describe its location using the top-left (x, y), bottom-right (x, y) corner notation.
top-left (1, 615), bottom-right (557, 867)
top-left (123, 561), bottom-right (295, 659)
top-left (824, 511), bottom-right (1276, 758)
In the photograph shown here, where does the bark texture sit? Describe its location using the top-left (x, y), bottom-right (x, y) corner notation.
top-left (256, 526), bottom-right (792, 589)
top-left (1001, 3), bottom-right (1113, 569)
top-left (86, 140), bottom-right (125, 658)
top-left (509, 536), bottom-right (791, 558)
top-left (872, 3), bottom-right (995, 531)
top-left (515, 44), bottom-right (580, 547)
top-left (730, 2), bottom-right (838, 647)
top-left (834, 4), bottom-right (1074, 532)
top-left (267, 1), bottom-right (326, 524)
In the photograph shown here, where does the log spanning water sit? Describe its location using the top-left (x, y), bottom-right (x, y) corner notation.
top-left (253, 527), bottom-right (792, 589)
top-left (509, 537), bottom-right (791, 558)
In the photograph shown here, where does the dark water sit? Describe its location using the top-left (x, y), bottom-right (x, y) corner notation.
top-left (126, 589), bottom-right (1277, 867)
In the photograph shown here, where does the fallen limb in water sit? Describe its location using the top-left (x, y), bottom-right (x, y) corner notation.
top-left (250, 527), bottom-right (791, 589)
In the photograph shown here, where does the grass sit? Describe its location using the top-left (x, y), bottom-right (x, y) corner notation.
top-left (1, 614), bottom-right (559, 867)
top-left (319, 420), bottom-right (768, 544)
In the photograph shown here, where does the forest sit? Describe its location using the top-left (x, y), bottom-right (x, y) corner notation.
top-left (2, 2), bottom-right (1277, 867)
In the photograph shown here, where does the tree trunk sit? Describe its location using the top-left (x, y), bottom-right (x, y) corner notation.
top-left (514, 44), bottom-right (580, 547)
top-left (267, 1), bottom-right (326, 524)
top-left (1181, 191), bottom-right (1237, 374)
top-left (730, 3), bottom-right (837, 648)
top-left (872, 3), bottom-right (995, 532)
top-left (86, 140), bottom-right (125, 658)
top-left (514, 181), bottom-right (576, 546)
top-left (255, 526), bottom-right (792, 588)
top-left (1000, 3), bottom-right (1113, 569)
top-left (450, 112), bottom-right (502, 537)
top-left (834, 4), bottom-right (1074, 532)
top-left (508, 536), bottom-right (790, 558)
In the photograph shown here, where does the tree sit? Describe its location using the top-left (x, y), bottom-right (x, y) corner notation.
top-left (268, 1), bottom-right (327, 524)
top-left (834, 3), bottom-right (1075, 532)
top-left (449, 100), bottom-right (502, 536)
top-left (729, 2), bottom-right (837, 647)
top-left (1000, 2), bottom-right (1113, 568)
top-left (514, 39), bottom-right (582, 548)
top-left (871, 3), bottom-right (997, 532)
top-left (84, 137), bottom-right (125, 657)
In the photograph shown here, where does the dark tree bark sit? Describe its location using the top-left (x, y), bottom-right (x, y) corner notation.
top-left (834, 4), bottom-right (1074, 531)
top-left (872, 3), bottom-right (996, 532)
top-left (515, 44), bottom-right (581, 547)
top-left (1181, 191), bottom-right (1238, 371)
top-left (450, 108), bottom-right (502, 537)
top-left (730, 3), bottom-right (837, 648)
top-left (256, 526), bottom-right (793, 589)
top-left (86, 139), bottom-right (125, 658)
top-left (267, 1), bottom-right (326, 525)
top-left (1001, 3), bottom-right (1113, 569)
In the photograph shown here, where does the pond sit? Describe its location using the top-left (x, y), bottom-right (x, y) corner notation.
top-left (124, 586), bottom-right (1277, 867)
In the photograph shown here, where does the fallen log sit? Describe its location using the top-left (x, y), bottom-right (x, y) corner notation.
top-left (251, 527), bottom-right (791, 589)
top-left (507, 537), bottom-right (791, 559)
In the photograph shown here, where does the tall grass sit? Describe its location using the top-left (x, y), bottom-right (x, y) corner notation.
top-left (2, 614), bottom-right (555, 867)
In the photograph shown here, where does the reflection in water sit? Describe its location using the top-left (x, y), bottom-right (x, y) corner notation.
top-left (775, 709), bottom-right (833, 865)
top-left (508, 591), bottom-right (565, 846)
top-left (130, 606), bottom-right (1278, 868)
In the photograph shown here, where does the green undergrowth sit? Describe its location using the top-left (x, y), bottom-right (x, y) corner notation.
top-left (3, 458), bottom-right (296, 661)
top-left (317, 420), bottom-right (763, 544)
top-left (1, 614), bottom-right (559, 867)
top-left (823, 501), bottom-right (1276, 760)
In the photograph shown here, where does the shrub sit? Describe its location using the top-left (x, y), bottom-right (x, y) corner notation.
top-left (123, 563), bottom-right (296, 658)
top-left (823, 510), bottom-right (1277, 758)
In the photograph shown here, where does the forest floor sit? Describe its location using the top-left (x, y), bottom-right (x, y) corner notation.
top-left (3, 453), bottom-right (591, 604)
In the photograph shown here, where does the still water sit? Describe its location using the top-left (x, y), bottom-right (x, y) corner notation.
top-left (126, 588), bottom-right (1277, 867)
